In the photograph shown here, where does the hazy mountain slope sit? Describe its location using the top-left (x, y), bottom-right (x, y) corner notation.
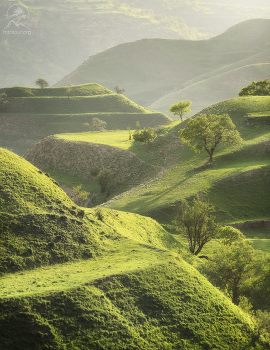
top-left (149, 63), bottom-right (270, 116)
top-left (55, 19), bottom-right (270, 108)
top-left (1, 0), bottom-right (269, 88)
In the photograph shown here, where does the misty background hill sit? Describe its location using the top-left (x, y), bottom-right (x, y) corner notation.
top-left (0, 0), bottom-right (269, 88)
top-left (55, 18), bottom-right (270, 115)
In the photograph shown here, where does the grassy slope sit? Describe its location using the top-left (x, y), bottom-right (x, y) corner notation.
top-left (149, 63), bottom-right (270, 116)
top-left (55, 19), bottom-right (270, 108)
top-left (1, 148), bottom-right (264, 349)
top-left (41, 96), bottom-right (268, 233)
top-left (0, 84), bottom-right (170, 155)
top-left (104, 97), bottom-right (270, 224)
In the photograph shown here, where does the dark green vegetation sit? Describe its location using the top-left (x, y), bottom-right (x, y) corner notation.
top-left (239, 79), bottom-right (270, 97)
top-left (1, 0), bottom-right (269, 88)
top-left (56, 19), bottom-right (270, 115)
top-left (2, 147), bottom-right (268, 349)
top-left (0, 83), bottom-right (170, 155)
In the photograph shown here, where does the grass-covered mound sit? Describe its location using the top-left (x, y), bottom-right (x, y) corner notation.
top-left (0, 150), bottom-right (268, 349)
top-left (0, 148), bottom-right (101, 274)
top-left (0, 83), bottom-right (113, 98)
top-left (0, 83), bottom-right (170, 155)
top-left (0, 258), bottom-right (263, 349)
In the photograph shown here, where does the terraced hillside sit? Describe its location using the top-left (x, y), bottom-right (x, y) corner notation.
top-left (25, 96), bottom-right (270, 240)
top-left (55, 19), bottom-right (270, 114)
top-left (0, 147), bottom-right (266, 350)
top-left (0, 84), bottom-right (170, 155)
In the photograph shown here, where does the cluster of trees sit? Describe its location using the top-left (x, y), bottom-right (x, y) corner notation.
top-left (239, 79), bottom-right (270, 96)
top-left (174, 195), bottom-right (270, 338)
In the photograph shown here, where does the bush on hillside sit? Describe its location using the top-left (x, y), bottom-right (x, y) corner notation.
top-left (90, 117), bottom-right (107, 131)
top-left (133, 128), bottom-right (157, 147)
top-left (239, 79), bottom-right (270, 96)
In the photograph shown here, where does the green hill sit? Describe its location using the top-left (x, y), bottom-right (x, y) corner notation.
top-left (1, 147), bottom-right (265, 349)
top-left (55, 19), bottom-right (270, 111)
top-left (25, 97), bottom-right (270, 241)
top-left (0, 83), bottom-right (170, 155)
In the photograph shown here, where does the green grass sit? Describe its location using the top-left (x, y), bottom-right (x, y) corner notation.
top-left (1, 124), bottom-right (269, 350)
top-left (0, 83), bottom-right (113, 97)
top-left (0, 83), bottom-right (170, 155)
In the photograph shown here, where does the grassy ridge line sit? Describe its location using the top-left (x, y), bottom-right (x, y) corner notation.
top-left (0, 83), bottom-right (113, 97)
top-left (3, 94), bottom-right (151, 114)
top-left (0, 260), bottom-right (259, 350)
top-left (149, 63), bottom-right (270, 116)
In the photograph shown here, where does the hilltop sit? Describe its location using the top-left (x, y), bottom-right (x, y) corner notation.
top-left (0, 83), bottom-right (170, 155)
top-left (0, 148), bottom-right (265, 349)
top-left (1, 0), bottom-right (269, 88)
top-left (55, 18), bottom-right (270, 114)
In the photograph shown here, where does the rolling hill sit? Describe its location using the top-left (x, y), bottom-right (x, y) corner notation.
top-left (0, 83), bottom-right (170, 155)
top-left (0, 147), bottom-right (266, 349)
top-left (55, 18), bottom-right (270, 114)
top-left (24, 96), bottom-right (270, 245)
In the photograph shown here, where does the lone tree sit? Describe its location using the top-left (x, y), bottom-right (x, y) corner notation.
top-left (133, 128), bottom-right (157, 147)
top-left (35, 78), bottom-right (49, 90)
top-left (169, 100), bottom-right (191, 121)
top-left (238, 79), bottom-right (270, 96)
top-left (178, 113), bottom-right (243, 162)
top-left (174, 195), bottom-right (220, 256)
top-left (114, 85), bottom-right (125, 94)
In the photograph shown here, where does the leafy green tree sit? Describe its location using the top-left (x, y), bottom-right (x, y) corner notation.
top-left (178, 113), bottom-right (243, 161)
top-left (35, 78), bottom-right (49, 89)
top-left (173, 195), bottom-right (220, 256)
top-left (70, 184), bottom-right (89, 205)
top-left (90, 117), bottom-right (107, 131)
top-left (136, 121), bottom-right (140, 131)
top-left (238, 79), bottom-right (270, 96)
top-left (202, 227), bottom-right (256, 305)
top-left (169, 100), bottom-right (191, 121)
top-left (97, 169), bottom-right (112, 193)
top-left (133, 128), bottom-right (157, 147)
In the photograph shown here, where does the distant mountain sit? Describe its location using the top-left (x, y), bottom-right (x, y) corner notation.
top-left (0, 0), bottom-right (269, 88)
top-left (55, 18), bottom-right (270, 116)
